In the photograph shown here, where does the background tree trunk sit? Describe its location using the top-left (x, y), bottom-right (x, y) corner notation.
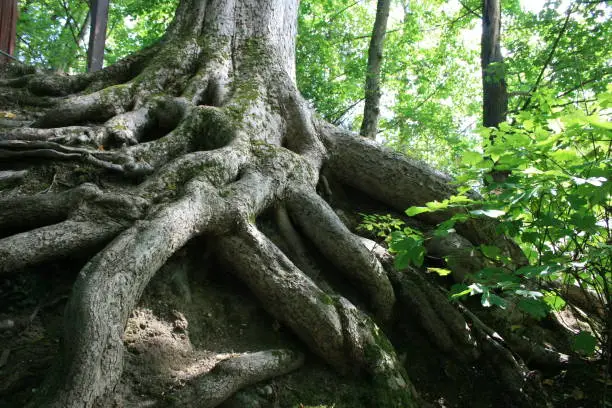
top-left (360, 0), bottom-right (391, 140)
top-left (481, 0), bottom-right (508, 182)
top-left (0, 0), bottom-right (18, 64)
top-left (481, 0), bottom-right (507, 129)
top-left (87, 0), bottom-right (109, 72)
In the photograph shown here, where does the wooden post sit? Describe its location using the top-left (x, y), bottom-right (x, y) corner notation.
top-left (0, 0), bottom-right (18, 64)
top-left (87, 0), bottom-right (109, 72)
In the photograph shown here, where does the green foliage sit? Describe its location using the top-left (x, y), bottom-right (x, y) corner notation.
top-left (296, 0), bottom-right (482, 172)
top-left (297, 0), bottom-right (371, 124)
top-left (389, 229), bottom-right (425, 269)
top-left (16, 0), bottom-right (177, 72)
top-left (17, 0), bottom-right (90, 71)
top-left (357, 213), bottom-right (426, 269)
top-left (573, 331), bottom-right (598, 356)
top-left (357, 213), bottom-right (405, 239)
top-left (504, 1), bottom-right (611, 112)
top-left (405, 87), bottom-right (611, 356)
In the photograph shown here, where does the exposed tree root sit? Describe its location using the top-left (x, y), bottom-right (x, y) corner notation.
top-left (173, 349), bottom-right (304, 407)
top-left (287, 189), bottom-right (396, 321)
top-left (0, 1), bottom-right (574, 406)
top-left (0, 220), bottom-right (124, 275)
top-left (217, 225), bottom-right (420, 407)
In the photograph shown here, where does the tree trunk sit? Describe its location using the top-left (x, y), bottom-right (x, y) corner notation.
top-left (87, 0), bottom-right (108, 72)
top-left (0, 0), bottom-right (558, 407)
top-left (481, 0), bottom-right (507, 129)
top-left (360, 0), bottom-right (391, 140)
top-left (0, 0), bottom-right (18, 64)
top-left (481, 0), bottom-right (509, 183)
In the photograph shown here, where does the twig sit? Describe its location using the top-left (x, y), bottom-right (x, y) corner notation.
top-left (0, 49), bottom-right (24, 64)
top-left (458, 0), bottom-right (482, 19)
top-left (522, 4), bottom-right (575, 110)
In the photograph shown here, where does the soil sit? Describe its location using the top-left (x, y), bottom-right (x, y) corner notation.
top-left (1, 237), bottom-right (608, 408)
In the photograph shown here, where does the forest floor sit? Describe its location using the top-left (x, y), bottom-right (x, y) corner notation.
top-left (0, 238), bottom-right (607, 408)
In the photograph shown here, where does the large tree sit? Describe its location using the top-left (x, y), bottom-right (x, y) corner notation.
top-left (0, 1), bottom-right (567, 407)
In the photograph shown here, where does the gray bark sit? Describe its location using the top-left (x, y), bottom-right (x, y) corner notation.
top-left (360, 0), bottom-right (391, 139)
top-left (481, 0), bottom-right (507, 129)
top-left (87, 0), bottom-right (109, 72)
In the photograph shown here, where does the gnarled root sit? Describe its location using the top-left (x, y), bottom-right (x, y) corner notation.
top-left (217, 224), bottom-right (420, 407)
top-left (172, 350), bottom-right (304, 407)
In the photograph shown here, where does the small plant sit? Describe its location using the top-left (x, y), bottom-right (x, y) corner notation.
top-left (357, 213), bottom-right (405, 240)
top-left (357, 213), bottom-right (426, 268)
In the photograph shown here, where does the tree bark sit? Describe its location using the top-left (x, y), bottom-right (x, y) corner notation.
top-left (360, 0), bottom-right (391, 140)
top-left (0, 0), bottom-right (556, 407)
top-left (87, 0), bottom-right (109, 72)
top-left (0, 0), bottom-right (18, 64)
top-left (481, 0), bottom-right (509, 182)
top-left (481, 0), bottom-right (507, 129)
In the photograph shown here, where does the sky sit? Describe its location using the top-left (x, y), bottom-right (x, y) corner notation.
top-left (520, 0), bottom-right (546, 13)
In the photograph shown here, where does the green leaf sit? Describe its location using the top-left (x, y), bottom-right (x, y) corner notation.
top-left (543, 293), bottom-right (566, 311)
top-left (585, 115), bottom-right (612, 130)
top-left (449, 284), bottom-right (471, 299)
top-left (461, 151), bottom-right (482, 165)
top-left (481, 291), bottom-right (507, 308)
top-left (480, 245), bottom-right (502, 259)
top-left (425, 201), bottom-right (449, 211)
top-left (405, 206), bottom-right (431, 216)
top-left (570, 214), bottom-right (597, 230)
top-left (413, 246), bottom-right (426, 267)
top-left (498, 122), bottom-right (512, 132)
top-left (515, 264), bottom-right (563, 278)
top-left (390, 235), bottom-right (418, 252)
top-left (515, 289), bottom-right (544, 299)
top-left (394, 252), bottom-right (411, 270)
top-left (522, 167), bottom-right (543, 175)
top-left (427, 267), bottom-right (452, 276)
top-left (572, 331), bottom-right (597, 356)
top-left (517, 299), bottom-right (549, 319)
top-left (470, 209), bottom-right (506, 218)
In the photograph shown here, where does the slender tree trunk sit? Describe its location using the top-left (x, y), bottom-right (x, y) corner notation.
top-left (481, 0), bottom-right (508, 181)
top-left (0, 0), bottom-right (18, 64)
top-left (77, 12), bottom-right (91, 50)
top-left (87, 0), bottom-right (108, 72)
top-left (360, 0), bottom-right (391, 139)
top-left (481, 0), bottom-right (507, 128)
